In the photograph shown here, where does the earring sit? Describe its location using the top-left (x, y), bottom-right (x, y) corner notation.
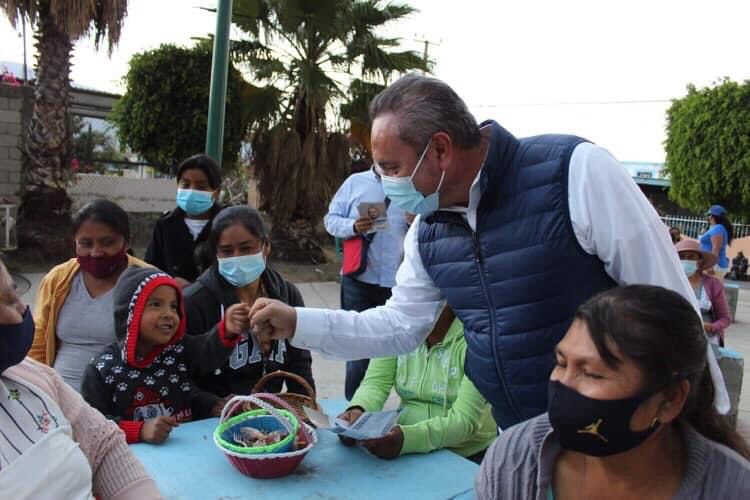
top-left (651, 416), bottom-right (661, 428)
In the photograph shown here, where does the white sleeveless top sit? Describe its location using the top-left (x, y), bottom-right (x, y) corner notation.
top-left (0, 372), bottom-right (93, 499)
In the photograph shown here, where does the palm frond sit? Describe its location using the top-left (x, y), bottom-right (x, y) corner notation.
top-left (232, 0), bottom-right (271, 37)
top-left (240, 83), bottom-right (283, 126)
top-left (1, 0), bottom-right (127, 52)
top-left (340, 78), bottom-right (384, 121)
top-left (0, 0), bottom-right (35, 28)
top-left (231, 39), bottom-right (286, 80)
top-left (349, 0), bottom-right (415, 30)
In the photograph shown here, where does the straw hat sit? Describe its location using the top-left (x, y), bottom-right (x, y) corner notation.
top-left (675, 239), bottom-right (718, 270)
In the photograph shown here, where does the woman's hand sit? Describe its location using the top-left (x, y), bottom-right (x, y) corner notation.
top-left (336, 407), bottom-right (364, 446)
top-left (224, 303), bottom-right (251, 339)
top-left (703, 323), bottom-right (714, 334)
top-left (361, 426), bottom-right (404, 460)
top-left (140, 416), bottom-right (179, 444)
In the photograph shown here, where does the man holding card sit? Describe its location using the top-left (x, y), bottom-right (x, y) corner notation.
top-left (324, 166), bottom-right (409, 399)
top-left (252, 74), bottom-right (729, 430)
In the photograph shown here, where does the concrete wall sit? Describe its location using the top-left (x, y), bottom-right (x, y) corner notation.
top-left (0, 84), bottom-right (32, 203)
top-left (726, 237), bottom-right (750, 261)
top-left (67, 174), bottom-right (177, 249)
top-left (70, 174), bottom-right (175, 213)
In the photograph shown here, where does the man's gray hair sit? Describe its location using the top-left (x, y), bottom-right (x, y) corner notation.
top-left (369, 73), bottom-right (481, 152)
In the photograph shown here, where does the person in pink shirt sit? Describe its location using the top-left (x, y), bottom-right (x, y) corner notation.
top-left (0, 259), bottom-right (159, 499)
top-left (676, 239), bottom-right (731, 347)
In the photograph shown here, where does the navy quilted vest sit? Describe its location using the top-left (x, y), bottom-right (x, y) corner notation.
top-left (418, 121), bottom-right (616, 429)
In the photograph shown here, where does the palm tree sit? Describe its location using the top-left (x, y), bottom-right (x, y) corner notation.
top-left (0, 1), bottom-right (127, 257)
top-left (231, 0), bottom-right (426, 262)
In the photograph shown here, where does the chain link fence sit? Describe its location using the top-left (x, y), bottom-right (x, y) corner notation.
top-left (70, 173), bottom-right (176, 213)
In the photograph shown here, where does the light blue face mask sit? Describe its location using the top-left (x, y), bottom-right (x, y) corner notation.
top-left (176, 188), bottom-right (214, 216)
top-left (380, 142), bottom-right (445, 216)
top-left (218, 251), bottom-right (266, 287)
top-left (681, 259), bottom-right (698, 276)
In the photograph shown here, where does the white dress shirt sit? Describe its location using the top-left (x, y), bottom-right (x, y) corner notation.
top-left (295, 142), bottom-right (730, 412)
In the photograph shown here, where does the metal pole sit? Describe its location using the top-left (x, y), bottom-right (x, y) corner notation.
top-left (205, 0), bottom-right (233, 166)
top-left (22, 16), bottom-right (28, 83)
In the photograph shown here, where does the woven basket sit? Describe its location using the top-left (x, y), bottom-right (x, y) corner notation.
top-left (215, 408), bottom-right (298, 455)
top-left (214, 394), bottom-right (317, 479)
top-left (250, 370), bottom-right (320, 425)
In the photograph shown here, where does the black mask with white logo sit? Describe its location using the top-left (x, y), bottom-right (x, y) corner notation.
top-left (547, 380), bottom-right (660, 457)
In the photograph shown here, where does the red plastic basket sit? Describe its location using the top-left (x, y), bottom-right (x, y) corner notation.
top-left (214, 394), bottom-right (317, 479)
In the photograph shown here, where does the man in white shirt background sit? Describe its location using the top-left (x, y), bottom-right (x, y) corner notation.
top-left (250, 74), bottom-right (728, 429)
top-left (324, 166), bottom-right (408, 400)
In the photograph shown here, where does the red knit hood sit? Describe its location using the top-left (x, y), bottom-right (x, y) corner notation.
top-left (114, 267), bottom-right (186, 368)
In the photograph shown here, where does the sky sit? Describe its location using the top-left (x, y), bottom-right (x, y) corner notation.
top-left (1, 0), bottom-right (749, 163)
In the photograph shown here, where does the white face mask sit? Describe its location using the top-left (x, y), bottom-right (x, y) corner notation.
top-left (218, 251), bottom-right (265, 287)
top-left (681, 260), bottom-right (698, 277)
top-left (380, 142), bottom-right (445, 216)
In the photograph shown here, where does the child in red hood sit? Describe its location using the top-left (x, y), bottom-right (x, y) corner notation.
top-left (82, 267), bottom-right (249, 444)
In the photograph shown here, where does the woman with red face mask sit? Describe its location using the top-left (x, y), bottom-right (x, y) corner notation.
top-left (29, 199), bottom-right (149, 391)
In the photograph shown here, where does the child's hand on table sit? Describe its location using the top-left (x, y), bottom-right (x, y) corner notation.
top-left (140, 416), bottom-right (179, 444)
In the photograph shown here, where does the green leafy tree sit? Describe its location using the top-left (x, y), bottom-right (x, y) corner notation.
top-left (231, 0), bottom-right (427, 262)
top-left (0, 0), bottom-right (128, 256)
top-left (111, 43), bottom-right (250, 173)
top-left (664, 78), bottom-right (750, 216)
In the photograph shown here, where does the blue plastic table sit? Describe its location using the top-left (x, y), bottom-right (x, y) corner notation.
top-left (131, 399), bottom-right (477, 499)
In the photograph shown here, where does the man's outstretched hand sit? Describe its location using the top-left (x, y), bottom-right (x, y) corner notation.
top-left (248, 298), bottom-right (298, 346)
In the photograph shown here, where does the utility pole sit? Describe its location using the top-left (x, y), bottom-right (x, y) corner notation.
top-left (205, 0), bottom-right (233, 166)
top-left (414, 36), bottom-right (440, 73)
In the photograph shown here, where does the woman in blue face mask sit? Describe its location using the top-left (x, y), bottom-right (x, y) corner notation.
top-left (145, 154), bottom-right (222, 288)
top-left (182, 206), bottom-right (315, 399)
top-left (476, 285), bottom-right (750, 500)
top-left (677, 239), bottom-right (731, 347)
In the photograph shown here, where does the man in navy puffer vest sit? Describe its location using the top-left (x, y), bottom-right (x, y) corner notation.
top-left (249, 74), bottom-right (728, 429)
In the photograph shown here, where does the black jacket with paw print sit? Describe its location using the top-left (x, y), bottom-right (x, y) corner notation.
top-left (81, 267), bottom-right (239, 443)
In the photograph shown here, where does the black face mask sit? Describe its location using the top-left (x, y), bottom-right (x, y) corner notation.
top-left (0, 307), bottom-right (35, 374)
top-left (547, 380), bottom-right (660, 457)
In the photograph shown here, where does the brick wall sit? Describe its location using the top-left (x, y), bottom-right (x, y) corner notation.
top-left (0, 85), bottom-right (32, 204)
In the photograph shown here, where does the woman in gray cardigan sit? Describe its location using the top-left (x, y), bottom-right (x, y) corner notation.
top-left (477, 285), bottom-right (750, 500)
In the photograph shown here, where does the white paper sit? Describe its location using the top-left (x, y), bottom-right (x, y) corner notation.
top-left (304, 406), bottom-right (401, 440)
